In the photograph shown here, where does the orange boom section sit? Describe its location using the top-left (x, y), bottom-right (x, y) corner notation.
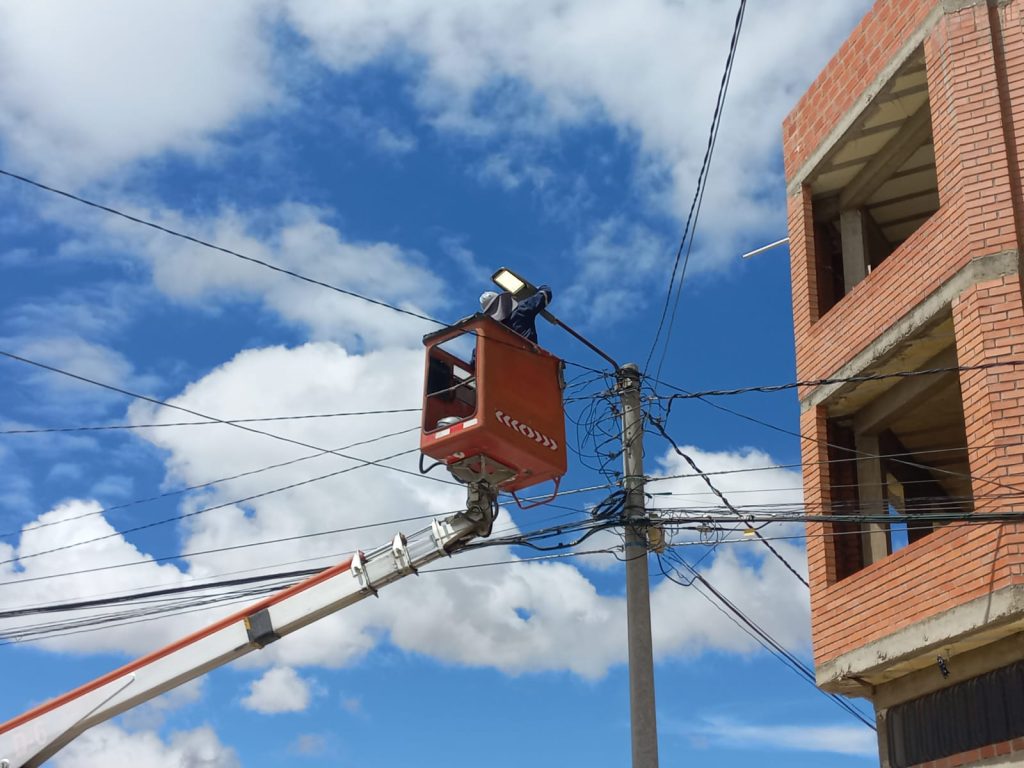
top-left (420, 315), bottom-right (567, 493)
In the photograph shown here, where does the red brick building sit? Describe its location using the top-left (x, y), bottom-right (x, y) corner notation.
top-left (784, 1), bottom-right (1024, 765)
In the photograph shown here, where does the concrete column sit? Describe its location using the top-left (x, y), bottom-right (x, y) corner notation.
top-left (856, 431), bottom-right (890, 564)
top-left (840, 209), bottom-right (869, 290)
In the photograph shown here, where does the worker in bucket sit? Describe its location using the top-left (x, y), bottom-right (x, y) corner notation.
top-left (480, 284), bottom-right (553, 345)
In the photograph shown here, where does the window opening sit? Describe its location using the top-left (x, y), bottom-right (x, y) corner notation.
top-left (423, 334), bottom-right (478, 433)
top-left (806, 47), bottom-right (938, 317)
top-left (823, 343), bottom-right (970, 581)
top-left (886, 474), bottom-right (910, 553)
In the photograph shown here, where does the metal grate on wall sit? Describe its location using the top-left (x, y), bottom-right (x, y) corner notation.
top-left (887, 659), bottom-right (1024, 767)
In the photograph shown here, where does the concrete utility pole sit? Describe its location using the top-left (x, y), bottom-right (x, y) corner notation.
top-left (489, 268), bottom-right (658, 765)
top-left (617, 362), bottom-right (659, 768)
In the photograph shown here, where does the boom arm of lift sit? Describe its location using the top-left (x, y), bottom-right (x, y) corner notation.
top-left (0, 506), bottom-right (494, 768)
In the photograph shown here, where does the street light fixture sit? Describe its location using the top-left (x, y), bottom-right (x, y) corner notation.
top-left (491, 267), bottom-right (531, 299)
top-left (490, 266), bottom-right (619, 370)
top-left (740, 237), bottom-right (789, 260)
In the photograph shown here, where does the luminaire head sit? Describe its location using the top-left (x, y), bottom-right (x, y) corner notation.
top-left (492, 265), bottom-right (620, 368)
top-left (491, 267), bottom-right (535, 300)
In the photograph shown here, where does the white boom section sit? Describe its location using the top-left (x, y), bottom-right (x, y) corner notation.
top-left (0, 511), bottom-right (483, 768)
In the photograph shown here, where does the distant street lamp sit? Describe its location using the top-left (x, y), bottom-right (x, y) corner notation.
top-left (740, 237), bottom-right (790, 260)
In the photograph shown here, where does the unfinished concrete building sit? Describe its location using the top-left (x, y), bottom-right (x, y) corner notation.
top-left (784, 0), bottom-right (1024, 765)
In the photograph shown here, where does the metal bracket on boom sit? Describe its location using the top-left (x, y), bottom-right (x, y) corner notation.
top-left (464, 480), bottom-right (500, 538)
top-left (446, 455), bottom-right (515, 539)
top-left (391, 534), bottom-right (417, 576)
top-left (351, 551), bottom-right (378, 597)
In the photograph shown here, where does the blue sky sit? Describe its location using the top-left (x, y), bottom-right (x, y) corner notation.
top-left (0, 1), bottom-right (881, 766)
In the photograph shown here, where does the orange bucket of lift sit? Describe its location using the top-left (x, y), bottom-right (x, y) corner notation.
top-left (420, 315), bottom-right (567, 495)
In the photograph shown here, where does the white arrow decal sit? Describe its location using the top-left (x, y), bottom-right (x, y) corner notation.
top-left (494, 410), bottom-right (558, 452)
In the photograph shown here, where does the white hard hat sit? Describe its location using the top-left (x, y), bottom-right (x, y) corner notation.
top-left (480, 291), bottom-right (514, 322)
top-left (480, 291), bottom-right (499, 311)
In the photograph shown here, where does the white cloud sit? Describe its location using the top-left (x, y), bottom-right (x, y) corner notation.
top-left (241, 666), bottom-right (313, 714)
top-left (47, 463), bottom-right (83, 483)
top-left (692, 717), bottom-right (877, 757)
top-left (52, 723), bottom-right (239, 768)
top-left (0, 0), bottom-right (278, 182)
top-left (477, 152), bottom-right (554, 192)
top-left (0, 500), bottom-right (201, 656)
top-left (649, 443), bottom-right (804, 518)
top-left (90, 474), bottom-right (135, 500)
top-left (439, 236), bottom-right (490, 284)
top-left (49, 200), bottom-right (445, 350)
top-left (282, 0), bottom-right (872, 266)
top-left (560, 216), bottom-right (667, 327)
top-left (0, 345), bottom-right (812, 681)
top-left (0, 0), bottom-right (873, 267)
top-left (2, 283), bottom-right (144, 340)
top-left (645, 443), bottom-right (811, 655)
top-left (8, 334), bottom-right (160, 396)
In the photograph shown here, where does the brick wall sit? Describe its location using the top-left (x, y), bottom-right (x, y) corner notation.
top-left (787, 0), bottom-right (1024, 666)
top-left (783, 0), bottom-right (937, 180)
top-left (912, 735), bottom-right (1024, 768)
top-left (790, 0), bottom-right (1020, 385)
top-left (954, 275), bottom-right (1024, 513)
top-left (802, 260), bottom-right (1024, 667)
top-left (993, 0), bottom-right (1024, 258)
top-left (808, 511), bottom-right (1024, 663)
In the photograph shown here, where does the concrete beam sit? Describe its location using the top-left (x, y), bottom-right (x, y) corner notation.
top-left (841, 209), bottom-right (870, 288)
top-left (840, 102), bottom-right (934, 210)
top-left (787, 6), bottom-right (943, 194)
top-left (816, 583), bottom-right (1024, 694)
top-left (874, 631), bottom-right (1024, 709)
top-left (800, 250), bottom-right (1020, 411)
top-left (853, 346), bottom-right (959, 435)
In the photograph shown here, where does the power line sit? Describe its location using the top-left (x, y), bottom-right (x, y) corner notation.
top-left (0, 506), bottom-right (591, 616)
top-left (0, 568), bottom-right (328, 620)
top-left (0, 408), bottom-right (422, 435)
top-left (644, 0), bottom-right (747, 377)
top-left (0, 348), bottom-right (459, 488)
top-left (1, 532), bottom-right (615, 639)
top-left (654, 509), bottom-right (1024, 526)
top-left (0, 500), bottom-right (605, 588)
top-left (656, 358), bottom-right (1024, 400)
top-left (0, 168), bottom-right (443, 326)
top-left (0, 549), bottom-right (615, 646)
top-left (1, 424), bottom-right (421, 539)
top-left (653, 378), bottom-right (1024, 499)
top-left (0, 446), bottom-right (425, 566)
top-left (0, 509), bottom-right (448, 588)
top-left (0, 169), bottom-right (612, 382)
top-left (645, 433), bottom-right (1019, 488)
top-left (658, 550), bottom-right (875, 730)
top-left (649, 418), bottom-right (809, 588)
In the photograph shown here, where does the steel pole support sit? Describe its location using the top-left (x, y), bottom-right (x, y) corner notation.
top-left (617, 362), bottom-right (659, 768)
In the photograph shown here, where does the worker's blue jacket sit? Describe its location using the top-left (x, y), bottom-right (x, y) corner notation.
top-left (505, 285), bottom-right (552, 344)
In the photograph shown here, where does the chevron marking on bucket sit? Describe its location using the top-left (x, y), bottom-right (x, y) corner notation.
top-left (494, 410), bottom-right (559, 451)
